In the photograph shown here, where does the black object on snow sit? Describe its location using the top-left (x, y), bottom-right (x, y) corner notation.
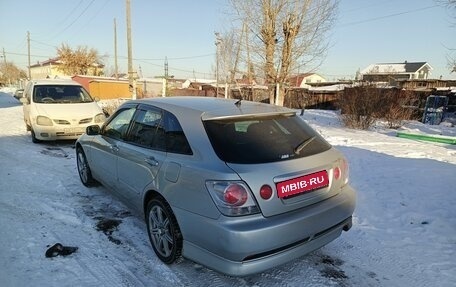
top-left (45, 243), bottom-right (78, 258)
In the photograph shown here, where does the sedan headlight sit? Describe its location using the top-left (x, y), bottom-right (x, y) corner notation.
top-left (36, 116), bottom-right (53, 126)
top-left (94, 113), bottom-right (106, 123)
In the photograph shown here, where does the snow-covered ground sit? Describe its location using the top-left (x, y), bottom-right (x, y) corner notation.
top-left (0, 91), bottom-right (455, 287)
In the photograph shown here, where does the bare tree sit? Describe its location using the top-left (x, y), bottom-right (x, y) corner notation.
top-left (437, 0), bottom-right (456, 17)
top-left (215, 31), bottom-right (238, 85)
top-left (228, 0), bottom-right (338, 105)
top-left (56, 44), bottom-right (103, 76)
top-left (436, 0), bottom-right (456, 73)
top-left (447, 54), bottom-right (456, 74)
top-left (0, 62), bottom-right (27, 85)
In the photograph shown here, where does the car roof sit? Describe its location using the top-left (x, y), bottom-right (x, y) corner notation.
top-left (31, 79), bottom-right (82, 86)
top-left (129, 97), bottom-right (296, 120)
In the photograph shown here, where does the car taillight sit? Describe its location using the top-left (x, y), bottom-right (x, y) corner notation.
top-left (224, 184), bottom-right (248, 206)
top-left (260, 185), bottom-right (273, 200)
top-left (333, 166), bottom-right (341, 180)
top-left (334, 158), bottom-right (349, 185)
top-left (206, 181), bottom-right (260, 216)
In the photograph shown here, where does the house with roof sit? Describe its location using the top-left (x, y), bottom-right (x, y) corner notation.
top-left (29, 57), bottom-right (104, 80)
top-left (360, 61), bottom-right (432, 83)
top-left (288, 73), bottom-right (326, 87)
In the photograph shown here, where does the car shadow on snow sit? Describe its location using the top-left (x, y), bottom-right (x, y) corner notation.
top-left (0, 92), bottom-right (22, 108)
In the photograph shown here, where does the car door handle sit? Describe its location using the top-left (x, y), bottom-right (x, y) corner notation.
top-left (110, 145), bottom-right (119, 152)
top-left (145, 157), bottom-right (159, 167)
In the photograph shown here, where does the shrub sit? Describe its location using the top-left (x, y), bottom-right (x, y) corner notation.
top-left (379, 91), bottom-right (415, 129)
top-left (339, 86), bottom-right (415, 130)
top-left (339, 86), bottom-right (383, 130)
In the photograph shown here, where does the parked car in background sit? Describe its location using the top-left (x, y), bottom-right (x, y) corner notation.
top-left (20, 79), bottom-right (106, 143)
top-left (13, 88), bottom-right (24, 100)
top-left (75, 97), bottom-right (356, 276)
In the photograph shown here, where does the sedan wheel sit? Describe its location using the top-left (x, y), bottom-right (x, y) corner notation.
top-left (146, 198), bottom-right (182, 264)
top-left (76, 147), bottom-right (95, 187)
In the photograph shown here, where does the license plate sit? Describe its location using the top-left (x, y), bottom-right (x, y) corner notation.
top-left (64, 127), bottom-right (85, 134)
top-left (276, 170), bottom-right (329, 198)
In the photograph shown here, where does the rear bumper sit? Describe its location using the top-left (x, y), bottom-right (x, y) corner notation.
top-left (174, 185), bottom-right (356, 276)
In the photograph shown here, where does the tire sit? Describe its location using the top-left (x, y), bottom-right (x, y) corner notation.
top-left (76, 147), bottom-right (96, 187)
top-left (146, 197), bottom-right (183, 264)
top-left (31, 130), bottom-right (41, 143)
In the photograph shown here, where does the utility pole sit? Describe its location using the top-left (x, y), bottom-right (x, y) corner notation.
top-left (114, 18), bottom-right (118, 80)
top-left (2, 48), bottom-right (6, 66)
top-left (215, 32), bottom-right (222, 98)
top-left (2, 47), bottom-right (9, 85)
top-left (162, 57), bottom-right (168, 97)
top-left (27, 31), bottom-right (31, 79)
top-left (126, 0), bottom-right (136, 99)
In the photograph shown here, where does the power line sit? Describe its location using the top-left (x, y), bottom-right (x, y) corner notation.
top-left (79, 0), bottom-right (111, 31)
top-left (343, 0), bottom-right (396, 13)
top-left (4, 48), bottom-right (214, 77)
top-left (4, 51), bottom-right (50, 58)
top-left (54, 0), bottom-right (84, 28)
top-left (7, 49), bottom-right (214, 64)
top-left (138, 53), bottom-right (215, 61)
top-left (30, 39), bottom-right (58, 49)
top-left (131, 58), bottom-right (212, 76)
top-left (48, 0), bottom-right (96, 40)
top-left (340, 5), bottom-right (439, 27)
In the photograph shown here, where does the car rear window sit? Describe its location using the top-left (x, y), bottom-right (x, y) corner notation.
top-left (204, 114), bottom-right (331, 164)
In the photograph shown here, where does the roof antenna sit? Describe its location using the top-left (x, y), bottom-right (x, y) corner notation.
top-left (235, 98), bottom-right (242, 107)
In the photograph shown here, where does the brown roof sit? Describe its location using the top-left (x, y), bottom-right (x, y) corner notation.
top-left (288, 73), bottom-right (316, 86)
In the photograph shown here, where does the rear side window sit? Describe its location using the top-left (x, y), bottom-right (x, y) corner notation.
top-left (124, 105), bottom-right (192, 155)
top-left (164, 111), bottom-right (192, 155)
top-left (204, 114), bottom-right (331, 164)
top-left (127, 108), bottom-right (166, 151)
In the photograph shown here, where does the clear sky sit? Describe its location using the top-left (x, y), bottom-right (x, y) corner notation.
top-left (1, 0), bottom-right (455, 80)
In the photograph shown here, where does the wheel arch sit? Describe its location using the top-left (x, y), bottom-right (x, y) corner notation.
top-left (143, 190), bottom-right (164, 220)
top-left (75, 142), bottom-right (83, 151)
top-left (144, 189), bottom-right (183, 264)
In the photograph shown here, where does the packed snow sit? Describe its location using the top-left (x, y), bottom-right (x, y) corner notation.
top-left (0, 90), bottom-right (455, 287)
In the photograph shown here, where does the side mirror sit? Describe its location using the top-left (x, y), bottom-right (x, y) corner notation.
top-left (14, 89), bottom-right (24, 100)
top-left (86, 125), bottom-right (101, 136)
top-left (19, 97), bottom-right (29, 104)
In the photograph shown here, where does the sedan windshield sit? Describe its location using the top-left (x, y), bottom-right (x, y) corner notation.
top-left (204, 114), bottom-right (331, 164)
top-left (33, 85), bottom-right (94, 103)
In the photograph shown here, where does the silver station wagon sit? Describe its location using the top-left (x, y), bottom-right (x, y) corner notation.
top-left (76, 97), bottom-right (356, 276)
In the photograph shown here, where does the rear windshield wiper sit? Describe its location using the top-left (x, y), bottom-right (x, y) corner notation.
top-left (294, 136), bottom-right (316, 155)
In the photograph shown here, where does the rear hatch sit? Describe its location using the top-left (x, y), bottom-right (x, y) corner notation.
top-left (204, 113), bottom-right (347, 217)
top-left (226, 148), bottom-right (345, 217)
